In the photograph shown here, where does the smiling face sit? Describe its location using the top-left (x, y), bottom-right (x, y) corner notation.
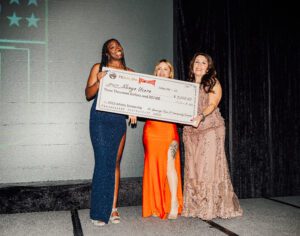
top-left (155, 61), bottom-right (174, 79)
top-left (106, 40), bottom-right (124, 60)
top-left (193, 55), bottom-right (209, 78)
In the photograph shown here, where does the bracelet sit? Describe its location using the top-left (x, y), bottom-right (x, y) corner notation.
top-left (201, 112), bottom-right (206, 122)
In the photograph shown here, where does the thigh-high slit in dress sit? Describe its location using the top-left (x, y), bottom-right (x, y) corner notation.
top-left (142, 120), bottom-right (183, 219)
top-left (89, 94), bottom-right (126, 223)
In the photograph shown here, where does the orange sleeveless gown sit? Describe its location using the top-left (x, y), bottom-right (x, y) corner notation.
top-left (142, 120), bottom-right (183, 219)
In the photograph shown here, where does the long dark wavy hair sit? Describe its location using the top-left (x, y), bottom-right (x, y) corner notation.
top-left (99, 38), bottom-right (127, 72)
top-left (188, 52), bottom-right (217, 93)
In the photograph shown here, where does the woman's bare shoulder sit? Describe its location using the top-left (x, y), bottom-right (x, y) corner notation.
top-left (126, 67), bottom-right (134, 72)
top-left (212, 78), bottom-right (222, 93)
top-left (89, 63), bottom-right (101, 73)
top-left (92, 63), bottom-right (101, 69)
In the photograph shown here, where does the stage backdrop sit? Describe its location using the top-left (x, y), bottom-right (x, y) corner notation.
top-left (0, 0), bottom-right (173, 183)
top-left (175, 0), bottom-right (300, 198)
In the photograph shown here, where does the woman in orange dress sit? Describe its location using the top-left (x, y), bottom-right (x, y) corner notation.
top-left (142, 59), bottom-right (183, 220)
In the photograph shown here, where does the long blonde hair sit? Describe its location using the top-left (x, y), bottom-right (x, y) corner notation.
top-left (154, 59), bottom-right (174, 79)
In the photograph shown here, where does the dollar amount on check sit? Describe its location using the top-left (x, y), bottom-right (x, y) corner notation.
top-left (96, 67), bottom-right (199, 125)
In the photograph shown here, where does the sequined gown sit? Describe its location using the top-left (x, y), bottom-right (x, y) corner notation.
top-left (89, 93), bottom-right (126, 223)
top-left (182, 86), bottom-right (242, 220)
top-left (142, 120), bottom-right (183, 219)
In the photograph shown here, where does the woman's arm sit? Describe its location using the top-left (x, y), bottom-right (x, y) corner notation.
top-left (191, 80), bottom-right (222, 127)
top-left (85, 63), bottom-right (106, 101)
top-left (201, 80), bottom-right (222, 118)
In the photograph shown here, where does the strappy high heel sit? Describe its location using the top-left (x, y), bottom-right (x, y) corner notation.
top-left (110, 208), bottom-right (121, 224)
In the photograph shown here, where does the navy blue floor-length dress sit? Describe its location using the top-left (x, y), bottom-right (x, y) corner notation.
top-left (89, 93), bottom-right (126, 223)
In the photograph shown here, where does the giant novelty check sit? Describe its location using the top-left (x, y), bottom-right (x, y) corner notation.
top-left (96, 67), bottom-right (199, 125)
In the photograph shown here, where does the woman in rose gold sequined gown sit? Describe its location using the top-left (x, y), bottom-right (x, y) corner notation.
top-left (182, 53), bottom-right (242, 220)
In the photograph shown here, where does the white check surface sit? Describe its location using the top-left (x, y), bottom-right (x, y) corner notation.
top-left (96, 67), bottom-right (199, 125)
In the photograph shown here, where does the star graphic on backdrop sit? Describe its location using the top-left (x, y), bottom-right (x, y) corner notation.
top-left (7, 12), bottom-right (22, 26)
top-left (28, 0), bottom-right (38, 6)
top-left (9, 0), bottom-right (20, 5)
top-left (26, 13), bottom-right (40, 27)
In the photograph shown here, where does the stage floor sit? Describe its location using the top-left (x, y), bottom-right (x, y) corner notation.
top-left (0, 196), bottom-right (299, 236)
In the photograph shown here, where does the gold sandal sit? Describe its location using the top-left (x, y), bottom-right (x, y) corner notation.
top-left (110, 208), bottom-right (120, 224)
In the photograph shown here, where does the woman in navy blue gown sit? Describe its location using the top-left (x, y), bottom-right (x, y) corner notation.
top-left (85, 38), bottom-right (137, 226)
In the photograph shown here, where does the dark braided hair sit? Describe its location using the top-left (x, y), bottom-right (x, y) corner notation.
top-left (188, 52), bottom-right (217, 93)
top-left (99, 38), bottom-right (127, 72)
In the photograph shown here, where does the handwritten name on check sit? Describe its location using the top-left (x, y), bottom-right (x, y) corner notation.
top-left (96, 67), bottom-right (199, 125)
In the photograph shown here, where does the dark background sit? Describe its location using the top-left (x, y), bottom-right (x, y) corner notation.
top-left (175, 0), bottom-right (300, 198)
